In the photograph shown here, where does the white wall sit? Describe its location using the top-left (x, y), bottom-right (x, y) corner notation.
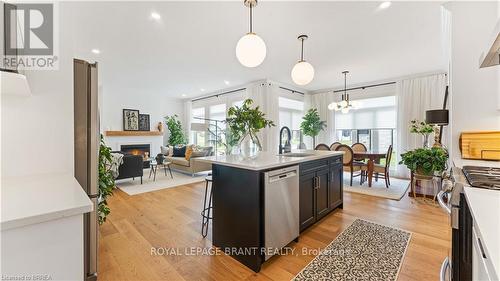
top-left (447, 2), bottom-right (500, 159)
top-left (101, 87), bottom-right (184, 156)
top-left (1, 6), bottom-right (75, 178)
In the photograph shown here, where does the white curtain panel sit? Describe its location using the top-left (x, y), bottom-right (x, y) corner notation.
top-left (396, 73), bottom-right (447, 178)
top-left (245, 83), bottom-right (279, 152)
top-left (183, 100), bottom-right (192, 143)
top-left (309, 92), bottom-right (336, 147)
top-left (263, 84), bottom-right (280, 153)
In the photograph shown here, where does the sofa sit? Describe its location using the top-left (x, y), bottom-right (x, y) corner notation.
top-left (112, 152), bottom-right (144, 184)
top-left (160, 146), bottom-right (213, 176)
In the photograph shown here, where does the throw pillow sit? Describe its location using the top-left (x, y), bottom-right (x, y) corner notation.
top-left (172, 146), bottom-right (186, 157)
top-left (185, 145), bottom-right (193, 160)
top-left (160, 145), bottom-right (169, 156)
top-left (168, 146), bottom-right (174, 156)
top-left (191, 151), bottom-right (206, 157)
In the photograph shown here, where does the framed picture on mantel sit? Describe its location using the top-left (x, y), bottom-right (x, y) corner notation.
top-left (138, 114), bottom-right (150, 131)
top-left (123, 109), bottom-right (139, 131)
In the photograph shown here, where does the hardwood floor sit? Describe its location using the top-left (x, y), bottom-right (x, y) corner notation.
top-left (98, 181), bottom-right (450, 281)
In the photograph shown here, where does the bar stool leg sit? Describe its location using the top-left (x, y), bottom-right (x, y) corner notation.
top-left (201, 180), bottom-right (209, 237)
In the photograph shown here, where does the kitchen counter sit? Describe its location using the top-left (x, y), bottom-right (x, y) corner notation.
top-left (1, 173), bottom-right (93, 230)
top-left (202, 151), bottom-right (344, 272)
top-left (464, 186), bottom-right (500, 279)
top-left (197, 150), bottom-right (344, 171)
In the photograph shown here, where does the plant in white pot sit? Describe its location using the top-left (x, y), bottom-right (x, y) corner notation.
top-left (226, 99), bottom-right (275, 158)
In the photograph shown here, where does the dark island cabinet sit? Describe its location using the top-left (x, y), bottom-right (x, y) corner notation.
top-left (299, 155), bottom-right (343, 232)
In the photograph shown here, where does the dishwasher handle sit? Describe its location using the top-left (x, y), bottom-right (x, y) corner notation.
top-left (268, 170), bottom-right (298, 183)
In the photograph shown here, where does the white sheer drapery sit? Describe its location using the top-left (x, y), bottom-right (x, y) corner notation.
top-left (395, 73), bottom-right (448, 178)
top-left (245, 82), bottom-right (280, 153)
top-left (308, 92), bottom-right (336, 147)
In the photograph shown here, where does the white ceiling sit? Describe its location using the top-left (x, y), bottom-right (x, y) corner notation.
top-left (65, 1), bottom-right (447, 98)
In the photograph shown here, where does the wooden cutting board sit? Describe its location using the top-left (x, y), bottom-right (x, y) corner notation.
top-left (460, 131), bottom-right (500, 160)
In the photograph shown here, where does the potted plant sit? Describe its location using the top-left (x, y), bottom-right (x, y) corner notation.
top-left (164, 114), bottom-right (187, 146)
top-left (410, 119), bottom-right (434, 148)
top-left (399, 147), bottom-right (448, 178)
top-left (226, 99), bottom-right (275, 158)
top-left (300, 108), bottom-right (326, 148)
top-left (98, 135), bottom-right (115, 224)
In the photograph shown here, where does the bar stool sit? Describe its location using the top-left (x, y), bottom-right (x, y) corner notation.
top-left (201, 175), bottom-right (213, 238)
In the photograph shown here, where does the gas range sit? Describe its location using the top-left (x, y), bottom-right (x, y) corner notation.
top-left (462, 166), bottom-right (500, 190)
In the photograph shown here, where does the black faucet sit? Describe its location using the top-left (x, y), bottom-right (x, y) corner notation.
top-left (279, 126), bottom-right (292, 154)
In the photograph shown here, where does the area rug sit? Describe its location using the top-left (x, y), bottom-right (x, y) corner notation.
top-left (343, 173), bottom-right (410, 201)
top-left (294, 219), bottom-right (411, 281)
top-left (116, 170), bottom-right (207, 195)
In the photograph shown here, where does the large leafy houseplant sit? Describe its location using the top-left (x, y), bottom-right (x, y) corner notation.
top-left (226, 99), bottom-right (275, 156)
top-left (164, 114), bottom-right (187, 146)
top-left (399, 147), bottom-right (448, 176)
top-left (300, 108), bottom-right (326, 148)
top-left (98, 135), bottom-right (115, 224)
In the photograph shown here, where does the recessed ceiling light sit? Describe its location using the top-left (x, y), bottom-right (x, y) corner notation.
top-left (91, 49), bottom-right (100, 54)
top-left (151, 12), bottom-right (161, 20)
top-left (200, 88), bottom-right (205, 92)
top-left (181, 94), bottom-right (187, 97)
top-left (379, 1), bottom-right (392, 9)
top-left (224, 80), bottom-right (230, 85)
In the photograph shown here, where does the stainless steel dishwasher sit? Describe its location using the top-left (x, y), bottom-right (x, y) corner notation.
top-left (264, 165), bottom-right (299, 261)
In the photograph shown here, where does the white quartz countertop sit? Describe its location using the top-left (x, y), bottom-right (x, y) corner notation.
top-left (464, 186), bottom-right (500, 279)
top-left (197, 150), bottom-right (344, 171)
top-left (1, 173), bottom-right (93, 230)
top-left (453, 157), bottom-right (500, 168)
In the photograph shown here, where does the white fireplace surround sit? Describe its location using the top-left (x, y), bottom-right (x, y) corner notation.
top-left (104, 135), bottom-right (163, 158)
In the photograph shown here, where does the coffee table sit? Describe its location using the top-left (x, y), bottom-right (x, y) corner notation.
top-left (149, 160), bottom-right (173, 181)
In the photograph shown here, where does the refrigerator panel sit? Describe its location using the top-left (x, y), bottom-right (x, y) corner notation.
top-left (88, 63), bottom-right (99, 196)
top-left (74, 59), bottom-right (89, 191)
top-left (84, 197), bottom-right (98, 281)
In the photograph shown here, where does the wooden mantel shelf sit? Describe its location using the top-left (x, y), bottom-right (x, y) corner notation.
top-left (105, 131), bottom-right (163, 137)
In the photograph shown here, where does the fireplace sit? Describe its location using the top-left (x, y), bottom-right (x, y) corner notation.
top-left (121, 144), bottom-right (151, 168)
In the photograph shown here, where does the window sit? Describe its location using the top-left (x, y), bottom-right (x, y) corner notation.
top-left (279, 97), bottom-right (304, 149)
top-left (335, 96), bottom-right (397, 169)
top-left (191, 107), bottom-right (206, 146)
top-left (208, 104), bottom-right (227, 154)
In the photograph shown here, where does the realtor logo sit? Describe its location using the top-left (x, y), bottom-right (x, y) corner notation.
top-left (3, 3), bottom-right (58, 70)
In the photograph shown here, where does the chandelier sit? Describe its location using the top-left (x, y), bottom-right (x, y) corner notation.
top-left (328, 71), bottom-right (357, 114)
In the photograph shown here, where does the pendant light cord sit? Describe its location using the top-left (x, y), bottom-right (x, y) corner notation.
top-left (301, 38), bottom-right (304, 61)
top-left (249, 4), bottom-right (253, 33)
top-left (344, 72), bottom-right (348, 102)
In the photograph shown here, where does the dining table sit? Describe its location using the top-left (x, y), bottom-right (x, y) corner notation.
top-left (353, 150), bottom-right (387, 187)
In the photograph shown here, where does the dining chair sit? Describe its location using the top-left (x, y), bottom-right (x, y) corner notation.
top-left (351, 142), bottom-right (367, 163)
top-left (315, 143), bottom-right (330, 151)
top-left (335, 144), bottom-right (367, 186)
top-left (367, 145), bottom-right (393, 188)
top-left (330, 142), bottom-right (341, 151)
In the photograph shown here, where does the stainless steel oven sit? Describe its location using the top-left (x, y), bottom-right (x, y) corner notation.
top-left (437, 164), bottom-right (500, 281)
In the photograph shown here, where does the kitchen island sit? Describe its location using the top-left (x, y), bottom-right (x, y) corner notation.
top-left (197, 150), bottom-right (344, 272)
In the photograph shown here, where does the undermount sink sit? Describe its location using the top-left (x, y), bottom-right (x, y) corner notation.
top-left (279, 152), bottom-right (314, 158)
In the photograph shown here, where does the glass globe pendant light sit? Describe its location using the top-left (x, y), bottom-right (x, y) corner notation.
top-left (236, 0), bottom-right (266, 68)
top-left (291, 35), bottom-right (315, 85)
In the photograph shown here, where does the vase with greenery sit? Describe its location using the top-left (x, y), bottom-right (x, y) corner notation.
top-left (300, 108), bottom-right (326, 148)
top-left (98, 135), bottom-right (115, 224)
top-left (410, 119), bottom-right (434, 148)
top-left (226, 99), bottom-right (275, 158)
top-left (164, 114), bottom-right (187, 146)
top-left (399, 147), bottom-right (448, 177)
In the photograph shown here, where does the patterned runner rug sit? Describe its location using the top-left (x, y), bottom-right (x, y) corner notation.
top-left (294, 219), bottom-right (411, 281)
